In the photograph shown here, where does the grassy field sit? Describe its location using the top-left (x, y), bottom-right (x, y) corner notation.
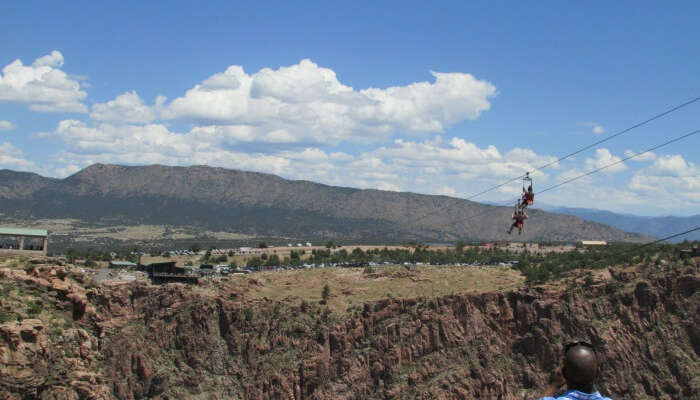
top-left (221, 265), bottom-right (524, 314)
top-left (0, 218), bottom-right (257, 242)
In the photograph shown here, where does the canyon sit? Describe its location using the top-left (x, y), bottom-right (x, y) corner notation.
top-left (0, 257), bottom-right (697, 399)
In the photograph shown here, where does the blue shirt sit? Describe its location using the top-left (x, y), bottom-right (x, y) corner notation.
top-left (540, 389), bottom-right (612, 400)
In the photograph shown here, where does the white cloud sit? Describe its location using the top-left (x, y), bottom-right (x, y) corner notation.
top-left (648, 154), bottom-right (695, 177)
top-left (44, 119), bottom-right (561, 199)
top-left (555, 168), bottom-right (591, 185)
top-left (51, 120), bottom-right (198, 159)
top-left (375, 181), bottom-right (402, 192)
top-left (584, 148), bottom-right (627, 173)
top-left (0, 51), bottom-right (87, 113)
top-left (579, 122), bottom-right (606, 135)
top-left (47, 119), bottom-right (296, 175)
top-left (54, 164), bottom-right (82, 177)
top-left (372, 137), bottom-right (555, 186)
top-left (0, 142), bottom-right (34, 170)
top-left (90, 91), bottom-right (164, 124)
top-left (160, 59), bottom-right (496, 145)
top-left (436, 185), bottom-right (457, 196)
top-left (624, 149), bottom-right (656, 162)
top-left (540, 185), bottom-right (646, 213)
top-left (0, 120), bottom-right (16, 131)
top-left (37, 116), bottom-right (700, 213)
top-left (629, 155), bottom-right (700, 205)
top-left (32, 51), bottom-right (64, 68)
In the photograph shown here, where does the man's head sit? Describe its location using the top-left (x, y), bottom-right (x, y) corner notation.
top-left (562, 342), bottom-right (598, 389)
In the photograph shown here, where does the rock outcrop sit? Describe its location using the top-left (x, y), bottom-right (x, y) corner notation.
top-left (0, 265), bottom-right (110, 400)
top-left (1, 259), bottom-right (698, 399)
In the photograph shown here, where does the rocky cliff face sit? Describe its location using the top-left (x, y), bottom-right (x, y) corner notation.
top-left (1, 258), bottom-right (697, 399)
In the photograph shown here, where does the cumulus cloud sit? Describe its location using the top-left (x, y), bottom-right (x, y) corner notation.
top-left (372, 137), bottom-right (555, 188)
top-left (629, 155), bottom-right (700, 204)
top-left (647, 154), bottom-right (695, 177)
top-left (45, 119), bottom-right (561, 199)
top-left (32, 51), bottom-right (64, 68)
top-left (0, 120), bottom-right (16, 131)
top-left (0, 51), bottom-right (87, 112)
top-left (624, 149), bottom-right (656, 162)
top-left (584, 148), bottom-right (627, 173)
top-left (91, 91), bottom-right (165, 124)
top-left (47, 120), bottom-right (297, 175)
top-left (541, 185), bottom-right (645, 213)
top-left (41, 114), bottom-right (699, 213)
top-left (0, 142), bottom-right (34, 169)
top-left (436, 185), bottom-right (457, 196)
top-left (160, 59), bottom-right (496, 145)
top-left (579, 122), bottom-right (606, 135)
top-left (553, 168), bottom-right (594, 187)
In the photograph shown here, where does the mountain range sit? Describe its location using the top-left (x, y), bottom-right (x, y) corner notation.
top-left (0, 164), bottom-right (652, 243)
top-left (535, 205), bottom-right (700, 242)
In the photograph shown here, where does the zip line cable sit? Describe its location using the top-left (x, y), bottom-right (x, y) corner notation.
top-left (536, 128), bottom-right (700, 195)
top-left (410, 97), bottom-right (700, 226)
top-left (579, 226), bottom-right (700, 271)
top-left (422, 127), bottom-right (700, 230)
top-left (634, 226), bottom-right (700, 248)
top-left (464, 96), bottom-right (700, 201)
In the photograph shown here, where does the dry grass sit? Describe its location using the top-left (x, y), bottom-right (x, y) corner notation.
top-left (222, 265), bottom-right (524, 314)
top-left (71, 225), bottom-right (255, 242)
top-left (0, 218), bottom-right (256, 242)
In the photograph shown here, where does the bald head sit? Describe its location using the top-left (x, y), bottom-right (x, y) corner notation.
top-left (563, 345), bottom-right (598, 387)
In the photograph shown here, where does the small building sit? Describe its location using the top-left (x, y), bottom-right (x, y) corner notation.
top-left (0, 227), bottom-right (48, 256)
top-left (580, 240), bottom-right (607, 246)
top-left (109, 261), bottom-right (138, 269)
top-left (143, 261), bottom-right (199, 284)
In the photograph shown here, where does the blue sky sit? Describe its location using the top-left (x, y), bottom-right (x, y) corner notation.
top-left (1, 1), bottom-right (699, 216)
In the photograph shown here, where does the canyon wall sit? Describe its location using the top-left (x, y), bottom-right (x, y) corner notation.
top-left (1, 259), bottom-right (697, 399)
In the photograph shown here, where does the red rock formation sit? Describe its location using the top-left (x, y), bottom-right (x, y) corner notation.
top-left (1, 260), bottom-right (698, 399)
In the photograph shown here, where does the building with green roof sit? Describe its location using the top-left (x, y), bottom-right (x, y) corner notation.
top-left (0, 227), bottom-right (49, 255)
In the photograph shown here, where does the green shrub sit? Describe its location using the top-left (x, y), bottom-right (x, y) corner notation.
top-left (321, 284), bottom-right (330, 303)
top-left (243, 307), bottom-right (254, 323)
top-left (0, 310), bottom-right (16, 323)
top-left (27, 301), bottom-right (42, 317)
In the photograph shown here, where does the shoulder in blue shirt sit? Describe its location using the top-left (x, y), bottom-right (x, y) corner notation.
top-left (540, 389), bottom-right (612, 400)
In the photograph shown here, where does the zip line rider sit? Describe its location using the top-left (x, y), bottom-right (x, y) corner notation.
top-left (521, 185), bottom-right (534, 209)
top-left (507, 204), bottom-right (528, 235)
top-left (520, 172), bottom-right (534, 211)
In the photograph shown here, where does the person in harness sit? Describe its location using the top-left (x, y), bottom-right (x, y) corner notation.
top-left (507, 206), bottom-right (528, 235)
top-left (521, 184), bottom-right (534, 209)
top-left (520, 172), bottom-right (534, 210)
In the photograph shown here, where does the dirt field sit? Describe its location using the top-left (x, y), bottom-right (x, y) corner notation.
top-left (221, 265), bottom-right (524, 314)
top-left (0, 218), bottom-right (256, 242)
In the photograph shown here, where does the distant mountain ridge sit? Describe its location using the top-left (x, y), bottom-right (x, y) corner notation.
top-left (0, 164), bottom-right (651, 243)
top-left (536, 205), bottom-right (700, 242)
